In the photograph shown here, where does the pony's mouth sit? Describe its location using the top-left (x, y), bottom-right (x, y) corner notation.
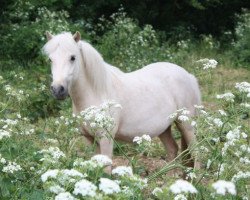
top-left (53, 93), bottom-right (68, 100)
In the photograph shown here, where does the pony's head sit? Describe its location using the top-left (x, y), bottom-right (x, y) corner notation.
top-left (43, 31), bottom-right (81, 100)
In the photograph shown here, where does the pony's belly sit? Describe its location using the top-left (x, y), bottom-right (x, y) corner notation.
top-left (116, 117), bottom-right (172, 142)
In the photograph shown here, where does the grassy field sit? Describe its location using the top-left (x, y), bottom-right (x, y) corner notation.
top-left (0, 42), bottom-right (249, 199)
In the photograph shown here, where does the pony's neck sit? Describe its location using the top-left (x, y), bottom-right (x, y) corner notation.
top-left (69, 41), bottom-right (113, 113)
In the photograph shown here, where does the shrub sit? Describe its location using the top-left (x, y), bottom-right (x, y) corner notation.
top-left (233, 9), bottom-right (250, 67)
top-left (0, 0), bottom-right (81, 65)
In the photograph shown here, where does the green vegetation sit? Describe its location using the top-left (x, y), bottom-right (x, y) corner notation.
top-left (0, 1), bottom-right (249, 199)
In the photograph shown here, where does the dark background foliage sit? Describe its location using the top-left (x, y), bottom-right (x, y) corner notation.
top-left (0, 0), bottom-right (249, 65)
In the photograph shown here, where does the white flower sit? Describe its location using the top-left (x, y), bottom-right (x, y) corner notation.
top-left (49, 185), bottom-right (65, 194)
top-left (216, 92), bottom-right (235, 102)
top-left (191, 121), bottom-right (197, 127)
top-left (73, 159), bottom-right (100, 169)
top-left (169, 179), bottom-right (197, 194)
top-left (196, 58), bottom-right (218, 69)
top-left (239, 157), bottom-right (250, 164)
top-left (0, 157), bottom-right (6, 164)
top-left (73, 179), bottom-right (97, 197)
top-left (240, 103), bottom-right (250, 108)
top-left (99, 178), bottom-right (121, 195)
top-left (112, 166), bottom-right (133, 176)
top-left (58, 169), bottom-right (86, 185)
top-left (41, 169), bottom-right (59, 182)
top-left (133, 136), bottom-right (142, 144)
top-left (235, 82), bottom-right (250, 93)
top-left (218, 109), bottom-right (227, 116)
top-left (152, 187), bottom-right (163, 196)
top-left (91, 154), bottom-right (112, 166)
top-left (178, 115), bottom-right (189, 122)
top-left (232, 171), bottom-right (250, 182)
top-left (142, 134), bottom-right (151, 142)
top-left (38, 147), bottom-right (65, 162)
top-left (2, 162), bottom-right (22, 174)
top-left (55, 192), bottom-right (75, 200)
top-left (174, 194), bottom-right (187, 200)
top-left (212, 180), bottom-right (236, 195)
top-left (169, 112), bottom-right (177, 119)
top-left (0, 129), bottom-right (11, 140)
top-left (213, 118), bottom-right (223, 127)
top-left (80, 101), bottom-right (118, 132)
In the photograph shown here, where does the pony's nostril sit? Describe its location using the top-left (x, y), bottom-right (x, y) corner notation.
top-left (59, 86), bottom-right (65, 94)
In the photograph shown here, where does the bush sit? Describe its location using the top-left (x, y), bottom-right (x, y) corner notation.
top-left (233, 9), bottom-right (250, 67)
top-left (0, 0), bottom-right (81, 65)
top-left (95, 10), bottom-right (172, 72)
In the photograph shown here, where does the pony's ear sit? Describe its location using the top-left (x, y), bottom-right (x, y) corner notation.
top-left (45, 31), bottom-right (53, 41)
top-left (73, 31), bottom-right (81, 42)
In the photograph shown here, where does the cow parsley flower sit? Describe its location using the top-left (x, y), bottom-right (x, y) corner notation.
top-left (55, 192), bottom-right (75, 200)
top-left (218, 109), bottom-right (227, 116)
top-left (196, 58), bottom-right (218, 70)
top-left (169, 179), bottom-right (197, 194)
top-left (99, 178), bottom-right (121, 195)
top-left (240, 103), bottom-right (250, 108)
top-left (235, 82), bottom-right (250, 94)
top-left (112, 166), bottom-right (133, 176)
top-left (178, 115), bottom-right (189, 122)
top-left (41, 169), bottom-right (59, 182)
top-left (0, 129), bottom-right (11, 140)
top-left (133, 134), bottom-right (151, 145)
top-left (231, 171), bottom-right (250, 182)
top-left (2, 162), bottom-right (22, 174)
top-left (91, 154), bottom-right (112, 166)
top-left (58, 169), bottom-right (86, 185)
top-left (73, 179), bottom-right (97, 197)
top-left (213, 118), bottom-right (223, 127)
top-left (216, 92), bottom-right (235, 102)
top-left (212, 180), bottom-right (236, 195)
top-left (152, 187), bottom-right (163, 196)
top-left (49, 185), bottom-right (65, 194)
top-left (80, 101), bottom-right (120, 133)
top-left (38, 147), bottom-right (65, 163)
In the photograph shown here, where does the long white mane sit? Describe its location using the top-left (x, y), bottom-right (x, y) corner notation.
top-left (78, 40), bottom-right (111, 94)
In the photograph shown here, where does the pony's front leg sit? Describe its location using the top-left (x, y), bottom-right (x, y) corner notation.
top-left (98, 136), bottom-right (114, 173)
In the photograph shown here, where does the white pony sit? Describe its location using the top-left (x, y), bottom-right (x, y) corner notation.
top-left (43, 31), bottom-right (201, 170)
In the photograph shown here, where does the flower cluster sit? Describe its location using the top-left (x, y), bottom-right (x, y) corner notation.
top-left (235, 81), bottom-right (250, 97)
top-left (169, 179), bottom-right (198, 194)
top-left (112, 166), bottom-right (133, 176)
top-left (38, 147), bottom-right (65, 164)
top-left (133, 134), bottom-right (151, 145)
top-left (216, 92), bottom-right (235, 102)
top-left (169, 108), bottom-right (191, 122)
top-left (196, 58), bottom-right (218, 70)
top-left (80, 101), bottom-right (121, 134)
top-left (2, 161), bottom-right (22, 174)
top-left (212, 180), bottom-right (236, 196)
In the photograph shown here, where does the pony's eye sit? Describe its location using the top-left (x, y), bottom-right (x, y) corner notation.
top-left (48, 58), bottom-right (52, 62)
top-left (70, 55), bottom-right (76, 62)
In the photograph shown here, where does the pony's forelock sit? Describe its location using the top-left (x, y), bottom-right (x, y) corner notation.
top-left (43, 32), bottom-right (79, 55)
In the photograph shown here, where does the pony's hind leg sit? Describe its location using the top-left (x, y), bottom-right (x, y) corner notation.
top-left (159, 126), bottom-right (178, 162)
top-left (175, 121), bottom-right (200, 169)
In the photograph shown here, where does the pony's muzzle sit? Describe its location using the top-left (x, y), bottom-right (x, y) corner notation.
top-left (51, 84), bottom-right (68, 100)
